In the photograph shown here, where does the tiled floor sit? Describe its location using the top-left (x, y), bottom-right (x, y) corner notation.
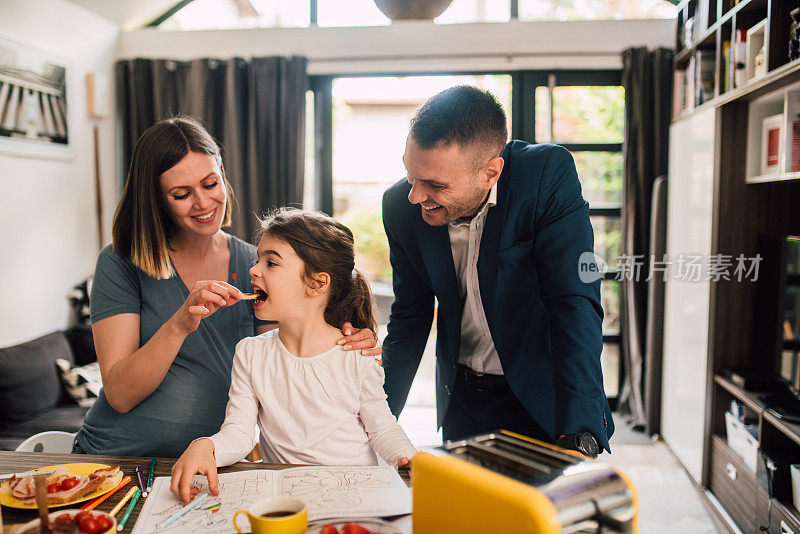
top-left (604, 426), bottom-right (719, 533)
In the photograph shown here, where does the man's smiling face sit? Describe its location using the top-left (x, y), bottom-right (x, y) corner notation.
top-left (402, 136), bottom-right (495, 226)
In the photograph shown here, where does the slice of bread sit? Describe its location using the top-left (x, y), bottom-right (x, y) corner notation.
top-left (0, 466), bottom-right (70, 498)
top-left (7, 465), bottom-right (122, 506)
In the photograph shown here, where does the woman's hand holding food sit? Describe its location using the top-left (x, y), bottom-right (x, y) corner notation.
top-left (171, 281), bottom-right (244, 335)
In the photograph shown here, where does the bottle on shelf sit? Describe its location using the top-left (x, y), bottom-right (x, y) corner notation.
top-left (734, 30), bottom-right (747, 89)
top-left (790, 8), bottom-right (800, 62)
top-left (754, 46), bottom-right (767, 79)
top-left (684, 17), bottom-right (695, 49)
top-left (791, 106), bottom-right (800, 172)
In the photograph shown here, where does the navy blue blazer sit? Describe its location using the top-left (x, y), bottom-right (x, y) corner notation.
top-left (381, 140), bottom-right (614, 451)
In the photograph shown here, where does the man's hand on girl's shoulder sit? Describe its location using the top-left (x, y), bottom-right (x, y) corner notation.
top-left (338, 322), bottom-right (383, 360)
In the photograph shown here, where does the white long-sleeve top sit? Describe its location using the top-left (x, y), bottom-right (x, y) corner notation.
top-left (207, 329), bottom-right (417, 467)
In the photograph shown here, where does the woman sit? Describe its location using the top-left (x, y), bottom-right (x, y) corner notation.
top-left (73, 117), bottom-right (380, 457)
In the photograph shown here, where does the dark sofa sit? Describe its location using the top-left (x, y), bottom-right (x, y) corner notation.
top-left (0, 329), bottom-right (93, 451)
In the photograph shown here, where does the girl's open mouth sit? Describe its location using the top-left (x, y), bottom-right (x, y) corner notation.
top-left (254, 288), bottom-right (268, 303)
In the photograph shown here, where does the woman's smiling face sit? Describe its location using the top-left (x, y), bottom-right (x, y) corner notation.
top-left (160, 151), bottom-right (227, 238)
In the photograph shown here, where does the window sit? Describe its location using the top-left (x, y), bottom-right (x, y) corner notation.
top-left (153, 0), bottom-right (676, 29)
top-left (316, 0), bottom-right (389, 27)
top-left (434, 0), bottom-right (511, 24)
top-left (157, 0), bottom-right (309, 30)
top-left (329, 75), bottom-right (512, 272)
top-left (311, 70), bottom-right (625, 405)
top-left (527, 72), bottom-right (625, 399)
top-left (519, 0), bottom-right (678, 21)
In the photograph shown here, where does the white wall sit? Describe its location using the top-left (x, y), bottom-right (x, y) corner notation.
top-left (118, 18), bottom-right (675, 74)
top-left (0, 0), bottom-right (119, 346)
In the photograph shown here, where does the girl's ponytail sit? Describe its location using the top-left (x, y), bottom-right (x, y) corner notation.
top-left (349, 268), bottom-right (377, 336)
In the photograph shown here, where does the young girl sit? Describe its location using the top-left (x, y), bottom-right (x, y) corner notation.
top-left (170, 208), bottom-right (416, 503)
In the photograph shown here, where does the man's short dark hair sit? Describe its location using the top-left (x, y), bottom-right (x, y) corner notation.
top-left (409, 85), bottom-right (508, 165)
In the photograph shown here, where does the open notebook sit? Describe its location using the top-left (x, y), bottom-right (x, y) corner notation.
top-left (131, 465), bottom-right (411, 534)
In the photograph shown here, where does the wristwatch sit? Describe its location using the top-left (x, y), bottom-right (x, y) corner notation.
top-left (556, 432), bottom-right (600, 458)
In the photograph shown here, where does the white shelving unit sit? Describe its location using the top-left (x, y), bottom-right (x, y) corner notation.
top-left (746, 79), bottom-right (800, 183)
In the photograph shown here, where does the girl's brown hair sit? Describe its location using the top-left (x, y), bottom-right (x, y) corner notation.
top-left (112, 116), bottom-right (235, 279)
top-left (258, 208), bottom-right (377, 335)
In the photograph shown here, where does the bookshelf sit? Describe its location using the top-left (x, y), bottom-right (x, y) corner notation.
top-left (673, 0), bottom-right (800, 122)
top-left (668, 0), bottom-right (800, 532)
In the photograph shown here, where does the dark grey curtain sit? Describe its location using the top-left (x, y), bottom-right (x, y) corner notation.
top-left (619, 47), bottom-right (673, 431)
top-left (644, 175), bottom-right (668, 435)
top-left (115, 56), bottom-right (308, 241)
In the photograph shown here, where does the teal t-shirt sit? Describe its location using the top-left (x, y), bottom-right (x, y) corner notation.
top-left (75, 234), bottom-right (266, 457)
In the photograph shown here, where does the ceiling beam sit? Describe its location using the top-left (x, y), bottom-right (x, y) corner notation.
top-left (146, 0), bottom-right (195, 27)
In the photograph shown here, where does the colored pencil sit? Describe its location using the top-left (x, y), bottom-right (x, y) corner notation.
top-left (81, 476), bottom-right (131, 511)
top-left (115, 488), bottom-right (142, 531)
top-left (109, 487), bottom-right (138, 518)
top-left (144, 457), bottom-right (156, 497)
top-left (158, 493), bottom-right (208, 530)
top-left (134, 464), bottom-right (145, 493)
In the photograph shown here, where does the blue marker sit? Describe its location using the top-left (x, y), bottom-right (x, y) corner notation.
top-left (158, 492), bottom-right (209, 530)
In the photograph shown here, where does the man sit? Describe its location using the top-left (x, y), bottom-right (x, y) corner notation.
top-left (381, 85), bottom-right (613, 456)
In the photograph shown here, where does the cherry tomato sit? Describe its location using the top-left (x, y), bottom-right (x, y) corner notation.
top-left (341, 523), bottom-right (376, 534)
top-left (74, 511), bottom-right (91, 524)
top-left (78, 515), bottom-right (101, 534)
top-left (320, 525), bottom-right (340, 534)
top-left (47, 482), bottom-right (61, 493)
top-left (60, 476), bottom-right (81, 490)
top-left (54, 514), bottom-right (73, 524)
top-left (94, 514), bottom-right (113, 532)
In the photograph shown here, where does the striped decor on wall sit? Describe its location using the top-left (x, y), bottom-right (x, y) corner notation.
top-left (0, 64), bottom-right (68, 145)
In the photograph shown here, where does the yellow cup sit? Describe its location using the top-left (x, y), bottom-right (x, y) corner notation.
top-left (233, 496), bottom-right (308, 534)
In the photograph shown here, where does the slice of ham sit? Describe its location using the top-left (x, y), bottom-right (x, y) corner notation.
top-left (11, 474), bottom-right (89, 501)
top-left (10, 476), bottom-right (35, 500)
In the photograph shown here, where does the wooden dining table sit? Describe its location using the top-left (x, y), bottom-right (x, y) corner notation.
top-left (0, 451), bottom-right (412, 533)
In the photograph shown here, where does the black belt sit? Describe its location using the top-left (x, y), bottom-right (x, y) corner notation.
top-left (458, 364), bottom-right (507, 391)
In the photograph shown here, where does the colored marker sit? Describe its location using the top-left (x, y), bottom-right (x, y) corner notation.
top-left (158, 493), bottom-right (208, 530)
top-left (145, 457), bottom-right (156, 497)
top-left (81, 476), bottom-right (131, 511)
top-left (116, 488), bottom-right (142, 531)
top-left (135, 465), bottom-right (146, 493)
top-left (110, 487), bottom-right (138, 518)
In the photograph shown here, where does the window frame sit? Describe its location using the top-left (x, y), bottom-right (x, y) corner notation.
top-left (310, 68), bottom-right (623, 406)
top-left (515, 70), bottom-right (623, 405)
top-left (149, 0), bottom-right (680, 27)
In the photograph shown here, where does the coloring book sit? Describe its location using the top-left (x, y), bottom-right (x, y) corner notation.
top-left (130, 466), bottom-right (411, 533)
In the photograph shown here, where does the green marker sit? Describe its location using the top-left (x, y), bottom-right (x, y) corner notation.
top-left (116, 487), bottom-right (142, 531)
top-left (144, 457), bottom-right (156, 497)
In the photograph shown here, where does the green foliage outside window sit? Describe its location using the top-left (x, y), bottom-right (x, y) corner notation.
top-left (341, 208), bottom-right (392, 282)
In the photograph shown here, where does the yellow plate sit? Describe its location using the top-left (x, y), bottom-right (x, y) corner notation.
top-left (0, 463), bottom-right (115, 509)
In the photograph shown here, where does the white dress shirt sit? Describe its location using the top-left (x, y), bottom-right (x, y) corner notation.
top-left (448, 183), bottom-right (504, 375)
top-left (207, 330), bottom-right (417, 467)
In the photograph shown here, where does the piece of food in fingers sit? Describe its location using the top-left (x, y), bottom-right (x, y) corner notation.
top-left (243, 288), bottom-right (268, 303)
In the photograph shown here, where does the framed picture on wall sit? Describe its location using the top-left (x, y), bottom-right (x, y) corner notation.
top-left (0, 33), bottom-right (72, 160)
top-left (761, 113), bottom-right (783, 175)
